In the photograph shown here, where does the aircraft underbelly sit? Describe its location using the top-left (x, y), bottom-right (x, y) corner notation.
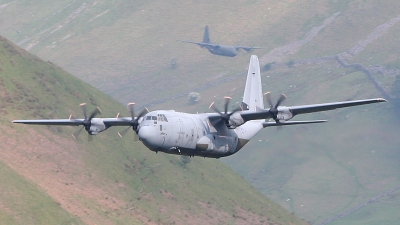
top-left (195, 134), bottom-right (236, 155)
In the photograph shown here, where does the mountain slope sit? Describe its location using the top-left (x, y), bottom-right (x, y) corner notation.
top-left (0, 36), bottom-right (308, 224)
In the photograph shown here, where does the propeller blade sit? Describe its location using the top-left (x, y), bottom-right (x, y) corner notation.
top-left (72, 104), bottom-right (103, 140)
top-left (264, 93), bottom-right (288, 123)
top-left (264, 92), bottom-right (273, 109)
top-left (224, 96), bottom-right (231, 114)
top-left (209, 102), bottom-right (222, 115)
top-left (118, 126), bottom-right (131, 138)
top-left (80, 103), bottom-right (87, 119)
top-left (133, 108), bottom-right (148, 131)
top-left (228, 106), bottom-right (242, 116)
top-left (275, 94), bottom-right (287, 109)
top-left (209, 97), bottom-right (241, 127)
top-left (119, 103), bottom-right (148, 135)
top-left (128, 103), bottom-right (135, 118)
top-left (72, 126), bottom-right (84, 139)
top-left (137, 108), bottom-right (148, 119)
top-left (88, 107), bottom-right (102, 120)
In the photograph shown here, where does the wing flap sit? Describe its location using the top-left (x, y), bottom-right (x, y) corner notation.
top-left (263, 120), bottom-right (327, 128)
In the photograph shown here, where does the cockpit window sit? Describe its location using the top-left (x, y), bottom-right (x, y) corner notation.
top-left (157, 114), bottom-right (169, 122)
top-left (152, 116), bottom-right (157, 120)
top-left (146, 116), bottom-right (152, 120)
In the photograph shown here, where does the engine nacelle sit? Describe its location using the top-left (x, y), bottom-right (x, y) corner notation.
top-left (276, 106), bottom-right (293, 122)
top-left (227, 112), bottom-right (244, 129)
top-left (87, 118), bottom-right (107, 135)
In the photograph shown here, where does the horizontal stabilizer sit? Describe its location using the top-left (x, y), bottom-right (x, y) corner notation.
top-left (262, 120), bottom-right (327, 128)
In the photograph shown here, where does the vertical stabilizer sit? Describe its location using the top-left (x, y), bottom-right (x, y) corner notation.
top-left (242, 55), bottom-right (264, 112)
top-left (203, 25), bottom-right (210, 43)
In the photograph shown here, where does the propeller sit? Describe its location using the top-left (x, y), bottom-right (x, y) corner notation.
top-left (209, 96), bottom-right (241, 127)
top-left (71, 103), bottom-right (102, 140)
top-left (118, 103), bottom-right (148, 139)
top-left (264, 92), bottom-right (287, 123)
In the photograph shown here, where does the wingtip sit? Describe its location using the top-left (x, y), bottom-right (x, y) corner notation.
top-left (377, 98), bottom-right (387, 102)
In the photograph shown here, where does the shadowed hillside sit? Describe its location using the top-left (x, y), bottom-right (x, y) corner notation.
top-left (0, 36), bottom-right (309, 224)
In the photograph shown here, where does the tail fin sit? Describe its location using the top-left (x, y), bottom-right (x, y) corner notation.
top-left (241, 55), bottom-right (264, 112)
top-left (203, 25), bottom-right (210, 43)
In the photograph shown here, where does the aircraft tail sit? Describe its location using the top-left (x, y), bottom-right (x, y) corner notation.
top-left (203, 25), bottom-right (210, 43)
top-left (241, 55), bottom-right (264, 112)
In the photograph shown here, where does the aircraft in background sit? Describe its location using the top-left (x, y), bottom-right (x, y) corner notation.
top-left (177, 25), bottom-right (264, 57)
top-left (13, 55), bottom-right (386, 158)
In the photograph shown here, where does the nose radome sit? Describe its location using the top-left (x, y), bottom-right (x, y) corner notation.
top-left (138, 126), bottom-right (153, 143)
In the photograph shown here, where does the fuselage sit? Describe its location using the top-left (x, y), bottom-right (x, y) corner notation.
top-left (137, 110), bottom-right (261, 158)
top-left (204, 44), bottom-right (238, 57)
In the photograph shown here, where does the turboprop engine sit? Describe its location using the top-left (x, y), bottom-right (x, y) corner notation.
top-left (71, 103), bottom-right (106, 140)
top-left (276, 106), bottom-right (293, 123)
top-left (209, 96), bottom-right (243, 129)
top-left (86, 118), bottom-right (106, 135)
top-left (226, 112), bottom-right (244, 128)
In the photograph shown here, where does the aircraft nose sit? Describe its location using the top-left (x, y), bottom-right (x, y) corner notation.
top-left (138, 126), bottom-right (154, 147)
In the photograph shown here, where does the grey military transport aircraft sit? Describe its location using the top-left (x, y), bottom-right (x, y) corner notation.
top-left (13, 55), bottom-right (386, 158)
top-left (177, 25), bottom-right (264, 57)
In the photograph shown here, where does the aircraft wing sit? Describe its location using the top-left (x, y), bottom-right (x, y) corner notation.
top-left (236, 46), bottom-right (265, 52)
top-left (288, 98), bottom-right (387, 116)
top-left (13, 119), bottom-right (84, 126)
top-left (12, 118), bottom-right (133, 126)
top-left (177, 40), bottom-right (218, 48)
top-left (221, 98), bottom-right (386, 124)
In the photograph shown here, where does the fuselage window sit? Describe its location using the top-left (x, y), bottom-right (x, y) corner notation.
top-left (163, 114), bottom-right (168, 122)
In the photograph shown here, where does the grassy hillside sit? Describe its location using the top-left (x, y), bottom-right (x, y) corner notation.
top-left (2, 1), bottom-right (400, 224)
top-left (0, 36), bottom-right (309, 224)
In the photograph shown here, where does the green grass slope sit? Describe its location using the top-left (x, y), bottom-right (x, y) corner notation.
top-left (0, 36), bottom-right (308, 224)
top-left (2, 1), bottom-right (400, 224)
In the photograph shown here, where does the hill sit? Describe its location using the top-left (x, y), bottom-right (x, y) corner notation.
top-left (0, 36), bottom-right (308, 224)
top-left (2, 1), bottom-right (400, 224)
